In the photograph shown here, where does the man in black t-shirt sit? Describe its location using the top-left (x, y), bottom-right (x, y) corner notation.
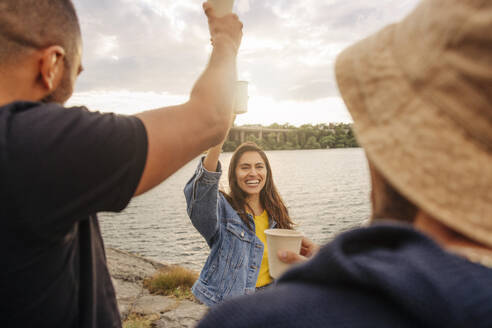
top-left (0, 1), bottom-right (243, 327)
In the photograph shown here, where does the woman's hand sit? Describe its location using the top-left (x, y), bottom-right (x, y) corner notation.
top-left (277, 237), bottom-right (320, 264)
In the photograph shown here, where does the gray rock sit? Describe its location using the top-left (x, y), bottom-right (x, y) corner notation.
top-left (106, 247), bottom-right (207, 327)
top-left (154, 300), bottom-right (209, 328)
top-left (112, 277), bottom-right (143, 300)
top-left (133, 295), bottom-right (178, 315)
top-left (111, 277), bottom-right (146, 318)
top-left (107, 248), bottom-right (166, 282)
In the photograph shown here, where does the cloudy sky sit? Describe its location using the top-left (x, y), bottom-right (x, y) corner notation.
top-left (68, 0), bottom-right (420, 126)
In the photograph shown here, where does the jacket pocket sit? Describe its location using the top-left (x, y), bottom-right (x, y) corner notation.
top-left (214, 221), bottom-right (253, 296)
top-left (224, 222), bottom-right (253, 270)
top-left (202, 252), bottom-right (220, 284)
top-left (226, 221), bottom-right (254, 243)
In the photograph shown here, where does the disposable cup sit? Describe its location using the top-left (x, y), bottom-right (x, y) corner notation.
top-left (208, 0), bottom-right (235, 17)
top-left (233, 80), bottom-right (249, 114)
top-left (265, 229), bottom-right (303, 279)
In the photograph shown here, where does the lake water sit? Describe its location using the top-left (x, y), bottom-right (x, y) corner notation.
top-left (100, 148), bottom-right (371, 272)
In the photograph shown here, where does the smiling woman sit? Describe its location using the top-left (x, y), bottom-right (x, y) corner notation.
top-left (183, 129), bottom-right (296, 306)
top-left (236, 151), bottom-right (267, 197)
top-left (224, 143), bottom-right (293, 231)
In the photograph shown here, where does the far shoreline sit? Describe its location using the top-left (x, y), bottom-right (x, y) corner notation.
top-left (222, 146), bottom-right (361, 153)
top-left (223, 122), bottom-right (358, 152)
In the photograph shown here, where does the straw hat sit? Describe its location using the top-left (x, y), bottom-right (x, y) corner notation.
top-left (335, 0), bottom-right (492, 247)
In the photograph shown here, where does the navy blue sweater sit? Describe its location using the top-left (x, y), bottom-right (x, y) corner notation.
top-left (198, 223), bottom-right (492, 327)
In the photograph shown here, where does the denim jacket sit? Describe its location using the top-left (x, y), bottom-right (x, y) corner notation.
top-left (184, 158), bottom-right (277, 306)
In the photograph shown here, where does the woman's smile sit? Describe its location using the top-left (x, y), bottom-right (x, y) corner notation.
top-left (236, 151), bottom-right (267, 196)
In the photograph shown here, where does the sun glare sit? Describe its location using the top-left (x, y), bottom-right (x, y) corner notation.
top-left (67, 89), bottom-right (351, 126)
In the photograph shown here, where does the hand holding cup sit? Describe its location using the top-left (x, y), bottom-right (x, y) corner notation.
top-left (277, 237), bottom-right (320, 265)
top-left (265, 229), bottom-right (304, 278)
top-left (207, 0), bottom-right (234, 17)
top-left (203, 1), bottom-right (243, 53)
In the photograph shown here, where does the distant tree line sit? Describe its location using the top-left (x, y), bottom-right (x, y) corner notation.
top-left (223, 123), bottom-right (359, 152)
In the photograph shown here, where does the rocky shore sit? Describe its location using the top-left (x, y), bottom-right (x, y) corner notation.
top-left (106, 248), bottom-right (208, 327)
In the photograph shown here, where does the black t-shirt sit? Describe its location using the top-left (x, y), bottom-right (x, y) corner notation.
top-left (0, 102), bottom-right (148, 327)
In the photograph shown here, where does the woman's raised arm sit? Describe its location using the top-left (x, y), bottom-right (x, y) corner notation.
top-left (203, 115), bottom-right (235, 172)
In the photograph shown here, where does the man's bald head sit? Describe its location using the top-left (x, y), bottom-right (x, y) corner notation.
top-left (0, 0), bottom-right (81, 65)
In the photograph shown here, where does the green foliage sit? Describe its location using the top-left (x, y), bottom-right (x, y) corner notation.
top-left (123, 314), bottom-right (160, 328)
top-left (143, 266), bottom-right (198, 301)
top-left (320, 135), bottom-right (336, 149)
top-left (246, 134), bottom-right (259, 143)
top-left (283, 141), bottom-right (296, 150)
top-left (223, 123), bottom-right (359, 151)
top-left (223, 140), bottom-right (239, 152)
top-left (304, 136), bottom-right (320, 149)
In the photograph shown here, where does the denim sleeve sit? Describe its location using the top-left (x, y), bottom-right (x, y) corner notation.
top-left (184, 158), bottom-right (223, 245)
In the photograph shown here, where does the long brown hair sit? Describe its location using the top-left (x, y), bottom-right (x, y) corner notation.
top-left (221, 142), bottom-right (294, 230)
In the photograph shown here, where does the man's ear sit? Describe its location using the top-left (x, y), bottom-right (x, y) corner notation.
top-left (39, 45), bottom-right (66, 91)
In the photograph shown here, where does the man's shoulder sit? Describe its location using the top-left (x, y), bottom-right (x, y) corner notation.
top-left (0, 102), bottom-right (95, 150)
top-left (1, 101), bottom-right (142, 145)
top-left (0, 101), bottom-right (91, 129)
top-left (198, 282), bottom-right (415, 328)
top-left (199, 224), bottom-right (492, 327)
top-left (0, 101), bottom-right (86, 115)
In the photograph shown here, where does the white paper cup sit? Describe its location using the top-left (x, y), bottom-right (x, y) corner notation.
top-left (265, 229), bottom-right (303, 279)
top-left (208, 0), bottom-right (235, 17)
top-left (233, 80), bottom-right (249, 114)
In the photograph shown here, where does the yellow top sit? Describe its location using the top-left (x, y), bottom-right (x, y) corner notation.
top-left (254, 210), bottom-right (273, 287)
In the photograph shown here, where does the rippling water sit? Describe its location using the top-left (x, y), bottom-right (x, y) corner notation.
top-left (100, 148), bottom-right (371, 271)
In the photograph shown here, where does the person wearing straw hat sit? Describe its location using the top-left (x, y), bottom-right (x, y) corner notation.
top-left (196, 0), bottom-right (492, 326)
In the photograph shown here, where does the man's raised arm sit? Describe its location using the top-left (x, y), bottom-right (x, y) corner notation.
top-left (134, 3), bottom-right (243, 196)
